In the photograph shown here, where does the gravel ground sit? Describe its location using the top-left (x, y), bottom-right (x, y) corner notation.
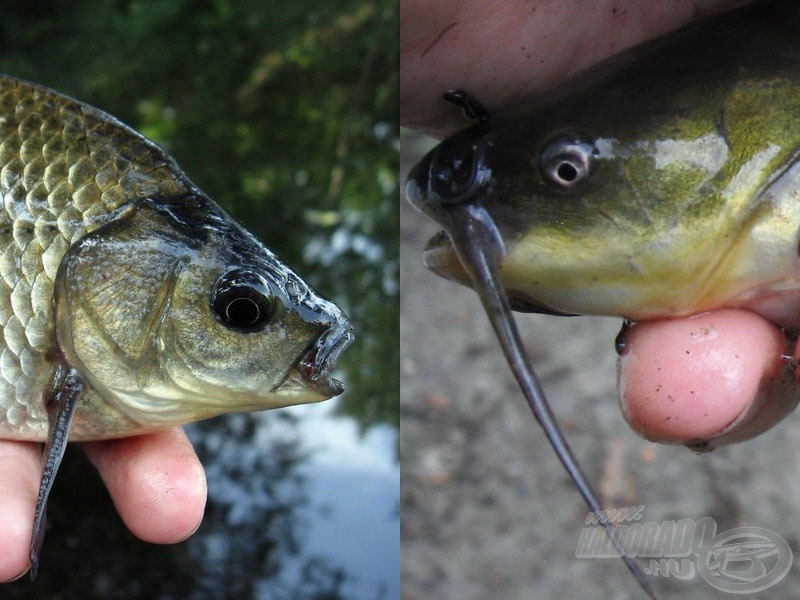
top-left (400, 133), bottom-right (800, 600)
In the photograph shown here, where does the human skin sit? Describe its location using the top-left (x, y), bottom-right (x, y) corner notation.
top-left (401, 0), bottom-right (799, 447)
top-left (401, 0), bottom-right (746, 135)
top-left (0, 427), bottom-right (206, 581)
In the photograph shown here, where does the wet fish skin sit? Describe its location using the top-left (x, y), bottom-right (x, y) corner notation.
top-left (407, 0), bottom-right (800, 329)
top-left (0, 74), bottom-right (352, 441)
top-left (0, 74), bottom-right (353, 580)
top-left (403, 3), bottom-right (800, 597)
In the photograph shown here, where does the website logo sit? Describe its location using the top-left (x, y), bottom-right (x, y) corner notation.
top-left (576, 508), bottom-right (792, 594)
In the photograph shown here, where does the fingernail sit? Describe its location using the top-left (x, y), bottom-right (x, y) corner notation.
top-left (7, 563), bottom-right (30, 582)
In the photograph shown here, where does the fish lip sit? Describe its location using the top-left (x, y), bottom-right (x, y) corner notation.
top-left (295, 321), bottom-right (354, 398)
top-left (422, 230), bottom-right (470, 284)
top-left (423, 230), bottom-right (449, 254)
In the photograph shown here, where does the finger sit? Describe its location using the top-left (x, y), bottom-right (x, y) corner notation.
top-left (401, 0), bottom-right (743, 135)
top-left (83, 427), bottom-right (207, 544)
top-left (618, 309), bottom-right (796, 448)
top-left (0, 440), bottom-right (41, 581)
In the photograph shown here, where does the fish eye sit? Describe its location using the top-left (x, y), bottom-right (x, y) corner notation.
top-left (539, 137), bottom-right (596, 189)
top-left (430, 142), bottom-right (483, 204)
top-left (212, 270), bottom-right (274, 332)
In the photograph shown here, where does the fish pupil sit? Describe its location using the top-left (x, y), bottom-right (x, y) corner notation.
top-left (225, 296), bottom-right (262, 327)
top-left (212, 271), bottom-right (274, 332)
top-left (556, 161), bottom-right (579, 182)
top-left (540, 137), bottom-right (596, 189)
top-left (215, 286), bottom-right (272, 330)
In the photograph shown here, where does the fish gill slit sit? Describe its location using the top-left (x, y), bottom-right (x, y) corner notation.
top-left (692, 196), bottom-right (773, 308)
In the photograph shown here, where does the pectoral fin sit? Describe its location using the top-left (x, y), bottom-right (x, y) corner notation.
top-left (29, 361), bottom-right (85, 580)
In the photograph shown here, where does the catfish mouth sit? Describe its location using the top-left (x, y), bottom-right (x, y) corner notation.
top-left (422, 230), bottom-right (471, 286)
top-left (294, 321), bottom-right (354, 398)
top-left (423, 230), bottom-right (576, 316)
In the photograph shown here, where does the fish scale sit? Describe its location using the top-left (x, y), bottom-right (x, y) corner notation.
top-left (0, 75), bottom-right (352, 444)
top-left (0, 75), bottom-right (353, 577)
top-left (0, 78), bottom-right (189, 440)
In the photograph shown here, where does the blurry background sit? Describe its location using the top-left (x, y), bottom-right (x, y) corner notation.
top-left (1, 1), bottom-right (398, 599)
top-left (401, 131), bottom-right (800, 599)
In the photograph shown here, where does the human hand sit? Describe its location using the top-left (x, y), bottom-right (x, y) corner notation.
top-left (401, 0), bottom-right (799, 449)
top-left (401, 0), bottom-right (743, 135)
top-left (0, 428), bottom-right (206, 581)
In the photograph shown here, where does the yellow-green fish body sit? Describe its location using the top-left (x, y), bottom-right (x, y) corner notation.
top-left (407, 0), bottom-right (800, 329)
top-left (405, 3), bottom-right (800, 594)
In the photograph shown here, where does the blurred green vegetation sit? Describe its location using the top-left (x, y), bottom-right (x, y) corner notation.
top-left (0, 0), bottom-right (398, 430)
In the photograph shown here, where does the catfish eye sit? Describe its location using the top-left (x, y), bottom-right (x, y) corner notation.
top-left (430, 141), bottom-right (483, 204)
top-left (212, 270), bottom-right (274, 332)
top-left (539, 137), bottom-right (596, 189)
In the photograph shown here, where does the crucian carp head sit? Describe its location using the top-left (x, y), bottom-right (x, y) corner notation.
top-left (55, 194), bottom-right (353, 437)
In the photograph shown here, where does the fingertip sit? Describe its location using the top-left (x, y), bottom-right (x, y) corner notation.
top-left (0, 440), bottom-right (41, 581)
top-left (84, 427), bottom-right (207, 544)
top-left (619, 309), bottom-right (788, 445)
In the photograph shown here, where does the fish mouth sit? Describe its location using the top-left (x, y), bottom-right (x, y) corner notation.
top-left (279, 321), bottom-right (354, 400)
top-left (422, 230), bottom-right (472, 286)
top-left (423, 231), bottom-right (576, 316)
